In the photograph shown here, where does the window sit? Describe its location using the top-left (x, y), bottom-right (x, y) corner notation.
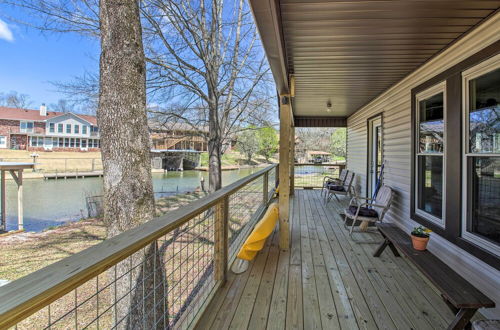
top-left (82, 139), bottom-right (87, 148)
top-left (59, 138), bottom-right (64, 147)
top-left (64, 138), bottom-right (70, 148)
top-left (0, 136), bottom-right (6, 148)
top-left (49, 123), bottom-right (55, 133)
top-left (66, 124), bottom-right (71, 134)
top-left (70, 138), bottom-right (75, 148)
top-left (58, 124), bottom-right (63, 133)
top-left (462, 54), bottom-right (500, 256)
top-left (74, 125), bottom-right (80, 134)
top-left (20, 121), bottom-right (34, 133)
top-left (82, 125), bottom-right (87, 134)
top-left (415, 82), bottom-right (446, 226)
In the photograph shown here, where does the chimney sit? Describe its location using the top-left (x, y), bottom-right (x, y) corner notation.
top-left (40, 103), bottom-right (47, 116)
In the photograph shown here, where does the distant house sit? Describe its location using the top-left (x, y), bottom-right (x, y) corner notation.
top-left (0, 105), bottom-right (100, 151)
top-left (149, 121), bottom-right (209, 152)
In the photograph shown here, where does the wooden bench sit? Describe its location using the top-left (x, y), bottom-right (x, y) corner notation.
top-left (374, 223), bottom-right (495, 330)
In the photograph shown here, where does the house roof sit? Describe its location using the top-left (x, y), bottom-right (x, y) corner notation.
top-left (0, 107), bottom-right (97, 125)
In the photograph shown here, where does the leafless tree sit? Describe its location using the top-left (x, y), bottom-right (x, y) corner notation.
top-left (3, 0), bottom-right (275, 192)
top-left (0, 91), bottom-right (33, 108)
top-left (141, 0), bottom-right (274, 191)
top-left (99, 0), bottom-right (160, 327)
top-left (49, 99), bottom-right (73, 113)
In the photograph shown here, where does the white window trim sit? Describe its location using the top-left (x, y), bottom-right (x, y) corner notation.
top-left (20, 121), bottom-right (34, 133)
top-left (415, 81), bottom-right (447, 227)
top-left (461, 54), bottom-right (500, 257)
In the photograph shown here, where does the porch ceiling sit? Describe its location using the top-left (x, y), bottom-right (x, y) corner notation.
top-left (250, 0), bottom-right (500, 117)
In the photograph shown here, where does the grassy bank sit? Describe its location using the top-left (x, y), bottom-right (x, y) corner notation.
top-left (0, 149), bottom-right (103, 173)
top-left (0, 191), bottom-right (204, 281)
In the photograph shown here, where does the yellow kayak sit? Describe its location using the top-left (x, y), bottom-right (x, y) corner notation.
top-left (237, 202), bottom-right (279, 261)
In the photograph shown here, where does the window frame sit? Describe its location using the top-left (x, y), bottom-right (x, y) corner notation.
top-left (74, 124), bottom-right (80, 134)
top-left (58, 123), bottom-right (63, 133)
top-left (461, 54), bottom-right (500, 257)
top-left (20, 121), bottom-right (34, 133)
top-left (414, 81), bottom-right (447, 227)
top-left (66, 124), bottom-right (71, 134)
top-left (49, 123), bottom-right (55, 133)
top-left (410, 40), bottom-right (500, 270)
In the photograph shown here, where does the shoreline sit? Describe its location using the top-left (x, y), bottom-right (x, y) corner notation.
top-left (3, 163), bottom-right (274, 180)
top-left (0, 190), bottom-right (205, 281)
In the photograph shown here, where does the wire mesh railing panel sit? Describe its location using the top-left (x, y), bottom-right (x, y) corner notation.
top-left (12, 209), bottom-right (216, 330)
top-left (294, 164), bottom-right (342, 188)
top-left (268, 169), bottom-right (276, 194)
top-left (4, 165), bottom-right (278, 330)
top-left (227, 176), bottom-right (265, 258)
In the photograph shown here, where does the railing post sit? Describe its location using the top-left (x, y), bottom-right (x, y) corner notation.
top-left (214, 196), bottom-right (229, 282)
top-left (289, 126), bottom-right (295, 196)
top-left (263, 171), bottom-right (269, 204)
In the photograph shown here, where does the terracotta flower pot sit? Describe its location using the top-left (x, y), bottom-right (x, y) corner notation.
top-left (411, 235), bottom-right (429, 251)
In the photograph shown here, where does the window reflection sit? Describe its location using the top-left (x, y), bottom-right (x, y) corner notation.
top-left (469, 157), bottom-right (500, 244)
top-left (417, 156), bottom-right (443, 219)
top-left (469, 68), bottom-right (500, 153)
top-left (419, 93), bottom-right (444, 153)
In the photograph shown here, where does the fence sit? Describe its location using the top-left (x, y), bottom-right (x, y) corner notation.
top-left (0, 157), bottom-right (103, 173)
top-left (0, 164), bottom-right (278, 329)
top-left (294, 163), bottom-right (346, 188)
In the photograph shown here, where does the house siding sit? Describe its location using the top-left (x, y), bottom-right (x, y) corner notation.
top-left (346, 12), bottom-right (500, 318)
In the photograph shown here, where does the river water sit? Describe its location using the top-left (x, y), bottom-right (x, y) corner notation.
top-left (3, 168), bottom-right (256, 232)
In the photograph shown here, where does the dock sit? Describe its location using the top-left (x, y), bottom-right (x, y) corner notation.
top-left (44, 171), bottom-right (104, 180)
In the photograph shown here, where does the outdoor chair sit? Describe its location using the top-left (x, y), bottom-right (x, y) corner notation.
top-left (343, 185), bottom-right (393, 236)
top-left (321, 168), bottom-right (348, 197)
top-left (325, 171), bottom-right (355, 203)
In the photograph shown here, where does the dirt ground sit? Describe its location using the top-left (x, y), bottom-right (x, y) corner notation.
top-left (0, 191), bottom-right (204, 281)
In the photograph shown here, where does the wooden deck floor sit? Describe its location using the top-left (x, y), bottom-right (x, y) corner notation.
top-left (196, 189), bottom-right (463, 330)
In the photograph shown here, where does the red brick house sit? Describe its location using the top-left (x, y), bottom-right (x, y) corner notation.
top-left (0, 106), bottom-right (100, 151)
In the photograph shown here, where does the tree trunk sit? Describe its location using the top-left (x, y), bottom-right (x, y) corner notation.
top-left (208, 104), bottom-right (222, 192)
top-left (99, 0), bottom-right (163, 328)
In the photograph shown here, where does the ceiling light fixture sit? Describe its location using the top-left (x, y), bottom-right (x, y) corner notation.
top-left (326, 101), bottom-right (332, 112)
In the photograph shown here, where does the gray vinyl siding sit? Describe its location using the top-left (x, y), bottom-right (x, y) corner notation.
top-left (346, 12), bottom-right (500, 318)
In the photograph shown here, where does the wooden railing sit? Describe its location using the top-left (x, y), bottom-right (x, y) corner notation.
top-left (294, 163), bottom-right (346, 188)
top-left (0, 164), bottom-right (278, 329)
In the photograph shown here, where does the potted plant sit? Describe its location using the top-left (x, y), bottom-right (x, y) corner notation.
top-left (411, 226), bottom-right (432, 251)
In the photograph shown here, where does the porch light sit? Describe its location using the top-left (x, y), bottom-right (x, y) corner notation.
top-left (326, 101), bottom-right (332, 112)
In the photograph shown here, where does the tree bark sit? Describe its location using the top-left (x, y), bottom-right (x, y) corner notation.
top-left (208, 105), bottom-right (222, 192)
top-left (99, 0), bottom-right (162, 328)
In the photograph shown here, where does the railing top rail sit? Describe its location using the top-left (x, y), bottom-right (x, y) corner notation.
top-left (294, 162), bottom-right (346, 166)
top-left (0, 164), bottom-right (277, 328)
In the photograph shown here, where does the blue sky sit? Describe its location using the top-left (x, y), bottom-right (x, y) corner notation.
top-left (0, 8), bottom-right (99, 109)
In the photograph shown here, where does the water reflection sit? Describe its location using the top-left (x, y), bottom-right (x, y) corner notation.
top-left (3, 168), bottom-right (256, 232)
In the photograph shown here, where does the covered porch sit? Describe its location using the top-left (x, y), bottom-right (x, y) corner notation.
top-left (0, 1), bottom-right (499, 329)
top-left (198, 190), bottom-right (463, 329)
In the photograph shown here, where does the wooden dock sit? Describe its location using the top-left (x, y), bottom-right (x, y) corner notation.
top-left (44, 171), bottom-right (103, 180)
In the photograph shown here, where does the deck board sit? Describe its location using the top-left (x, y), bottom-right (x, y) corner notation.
top-left (195, 189), bottom-right (478, 330)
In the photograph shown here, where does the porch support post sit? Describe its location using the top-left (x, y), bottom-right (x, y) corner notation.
top-left (0, 170), bottom-right (5, 232)
top-left (279, 95), bottom-right (291, 250)
top-left (9, 170), bottom-right (23, 231)
top-left (289, 125), bottom-right (295, 196)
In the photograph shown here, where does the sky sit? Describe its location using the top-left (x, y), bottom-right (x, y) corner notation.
top-left (0, 7), bottom-right (99, 109)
